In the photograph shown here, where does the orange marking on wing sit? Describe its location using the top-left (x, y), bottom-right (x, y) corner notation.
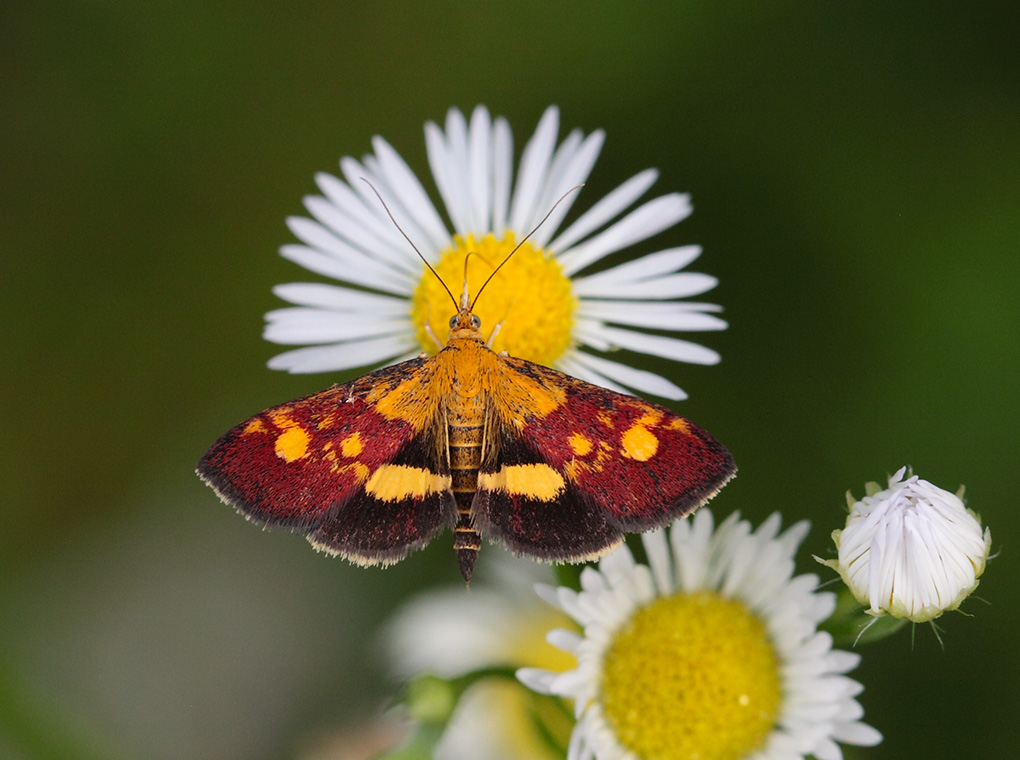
top-left (665, 417), bottom-right (692, 434)
top-left (620, 422), bottom-right (658, 462)
top-left (486, 352), bottom-right (567, 429)
top-left (568, 432), bottom-right (593, 456)
top-left (275, 425), bottom-right (311, 462)
top-left (243, 419), bottom-right (269, 435)
top-left (340, 432), bottom-right (363, 458)
top-left (368, 359), bottom-right (448, 432)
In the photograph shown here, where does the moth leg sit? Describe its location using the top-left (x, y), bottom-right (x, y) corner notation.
top-left (486, 321), bottom-right (503, 348)
top-left (424, 322), bottom-right (443, 351)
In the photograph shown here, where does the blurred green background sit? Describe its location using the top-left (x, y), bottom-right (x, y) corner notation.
top-left (2, 2), bottom-right (1017, 758)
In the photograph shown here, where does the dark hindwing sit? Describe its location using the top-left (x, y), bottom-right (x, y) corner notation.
top-left (471, 356), bottom-right (735, 562)
top-left (196, 357), bottom-right (457, 565)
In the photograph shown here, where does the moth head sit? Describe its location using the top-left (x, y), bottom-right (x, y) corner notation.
top-left (448, 307), bottom-right (483, 339)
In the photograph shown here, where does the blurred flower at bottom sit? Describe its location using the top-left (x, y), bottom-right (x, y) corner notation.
top-left (383, 552), bottom-right (579, 760)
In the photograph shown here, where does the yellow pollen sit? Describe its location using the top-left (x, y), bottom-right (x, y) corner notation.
top-left (412, 233), bottom-right (576, 364)
top-left (599, 591), bottom-right (781, 760)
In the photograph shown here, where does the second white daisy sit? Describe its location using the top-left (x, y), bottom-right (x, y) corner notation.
top-left (265, 105), bottom-right (726, 400)
top-left (518, 511), bottom-right (882, 760)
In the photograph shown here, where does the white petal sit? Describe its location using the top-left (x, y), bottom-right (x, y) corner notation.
top-left (425, 119), bottom-right (470, 236)
top-left (810, 737), bottom-right (844, 760)
top-left (491, 117), bottom-right (513, 235)
top-left (267, 334), bottom-right (417, 373)
top-left (469, 105), bottom-right (493, 233)
top-left (595, 325), bottom-right (721, 365)
top-left (526, 128), bottom-right (582, 235)
top-left (558, 193), bottom-right (693, 276)
top-left (569, 351), bottom-right (688, 400)
top-left (263, 308), bottom-right (413, 345)
top-left (271, 282), bottom-right (410, 314)
top-left (641, 529), bottom-right (674, 596)
top-left (509, 106), bottom-right (559, 234)
top-left (286, 217), bottom-right (414, 286)
top-left (340, 155), bottom-right (438, 261)
top-left (532, 130), bottom-right (606, 249)
top-left (569, 319), bottom-right (615, 351)
top-left (832, 721), bottom-right (883, 746)
top-left (548, 169), bottom-right (659, 253)
top-left (556, 353), bottom-right (630, 394)
top-left (445, 108), bottom-right (475, 231)
top-left (370, 136), bottom-right (451, 251)
top-left (570, 245), bottom-right (702, 286)
top-left (573, 272), bottom-right (719, 300)
top-left (312, 173), bottom-right (420, 270)
top-left (279, 244), bottom-right (410, 295)
top-left (516, 667), bottom-right (557, 694)
top-left (547, 628), bottom-right (583, 652)
top-left (302, 194), bottom-right (419, 276)
top-left (577, 300), bottom-right (728, 331)
top-left (386, 588), bottom-right (519, 678)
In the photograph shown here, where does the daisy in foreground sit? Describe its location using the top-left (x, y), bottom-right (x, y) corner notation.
top-left (265, 105), bottom-right (726, 400)
top-left (518, 510), bottom-right (882, 760)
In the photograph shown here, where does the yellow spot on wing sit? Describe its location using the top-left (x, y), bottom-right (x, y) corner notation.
top-left (488, 354), bottom-right (567, 429)
top-left (478, 463), bottom-right (566, 502)
top-left (665, 417), bottom-right (691, 434)
top-left (341, 432), bottom-right (363, 458)
top-left (275, 425), bottom-right (311, 462)
top-left (369, 361), bottom-right (450, 432)
top-left (568, 432), bottom-right (593, 456)
top-left (621, 423), bottom-right (659, 462)
top-left (243, 419), bottom-right (268, 435)
top-left (365, 464), bottom-right (451, 502)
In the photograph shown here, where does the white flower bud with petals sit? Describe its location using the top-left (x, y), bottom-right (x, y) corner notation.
top-left (825, 467), bottom-right (992, 623)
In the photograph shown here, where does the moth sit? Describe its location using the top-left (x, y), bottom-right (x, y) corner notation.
top-left (198, 190), bottom-right (736, 581)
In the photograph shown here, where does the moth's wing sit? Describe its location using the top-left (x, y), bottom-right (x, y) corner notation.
top-left (197, 357), bottom-right (457, 566)
top-left (471, 355), bottom-right (736, 562)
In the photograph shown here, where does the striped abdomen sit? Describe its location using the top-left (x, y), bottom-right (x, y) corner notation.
top-left (448, 397), bottom-right (484, 582)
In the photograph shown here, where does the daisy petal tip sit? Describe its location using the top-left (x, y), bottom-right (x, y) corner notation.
top-left (516, 667), bottom-right (556, 694)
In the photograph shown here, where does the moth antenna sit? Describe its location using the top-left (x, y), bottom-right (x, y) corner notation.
top-left (460, 250), bottom-right (500, 309)
top-left (361, 178), bottom-right (458, 312)
top-left (471, 184), bottom-right (584, 310)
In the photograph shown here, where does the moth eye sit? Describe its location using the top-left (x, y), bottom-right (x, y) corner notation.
top-left (449, 315), bottom-right (458, 328)
top-left (470, 315), bottom-right (482, 329)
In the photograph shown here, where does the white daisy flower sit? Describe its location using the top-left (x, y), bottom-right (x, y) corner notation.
top-left (822, 467), bottom-right (992, 623)
top-left (384, 553), bottom-right (577, 760)
top-left (518, 510), bottom-right (882, 760)
top-left (265, 105), bottom-right (726, 400)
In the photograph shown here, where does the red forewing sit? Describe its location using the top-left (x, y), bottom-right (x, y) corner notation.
top-left (197, 358), bottom-right (457, 564)
top-left (471, 357), bottom-right (736, 558)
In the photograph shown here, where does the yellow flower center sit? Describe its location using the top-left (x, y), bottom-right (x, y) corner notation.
top-left (600, 591), bottom-right (782, 760)
top-left (411, 233), bottom-right (576, 365)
